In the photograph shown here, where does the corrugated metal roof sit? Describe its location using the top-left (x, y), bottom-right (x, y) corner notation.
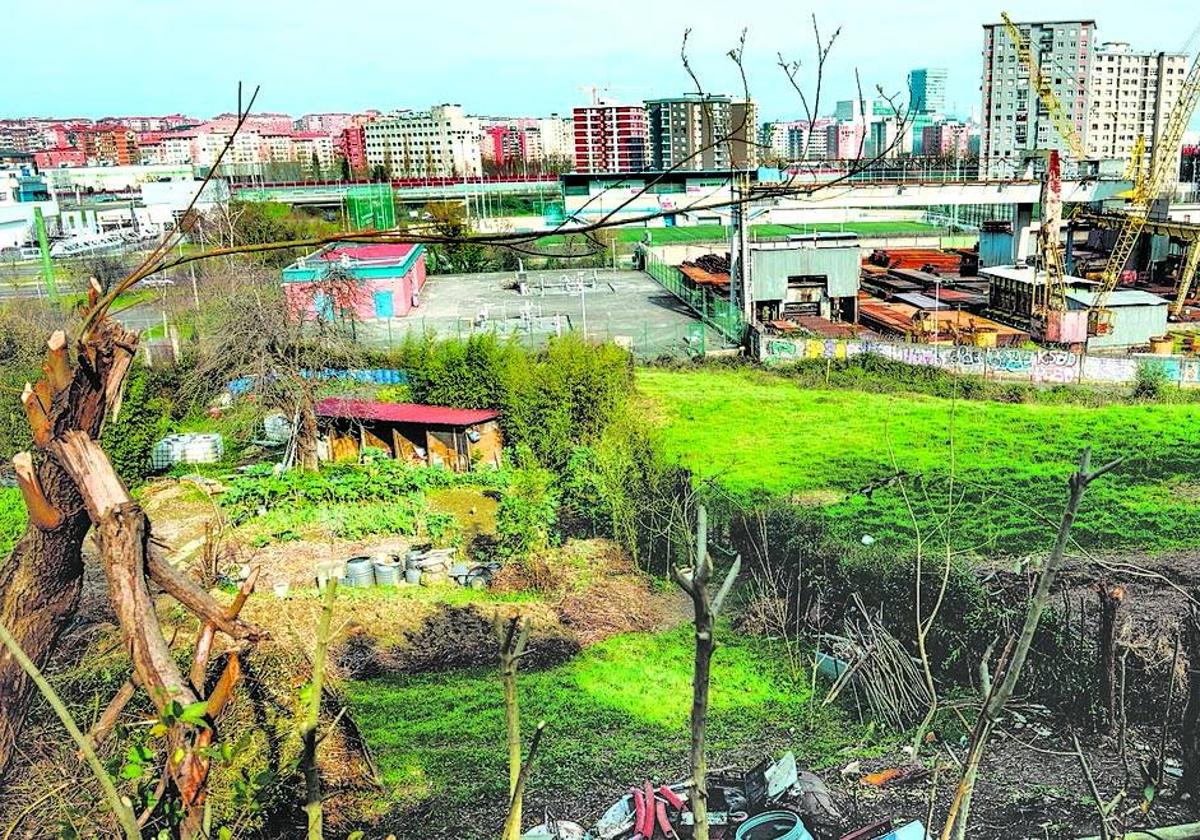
top-left (316, 398), bottom-right (498, 426)
top-left (893, 292), bottom-right (948, 310)
top-left (1066, 289), bottom-right (1169, 307)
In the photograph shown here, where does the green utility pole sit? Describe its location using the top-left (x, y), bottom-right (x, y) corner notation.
top-left (33, 207), bottom-right (58, 302)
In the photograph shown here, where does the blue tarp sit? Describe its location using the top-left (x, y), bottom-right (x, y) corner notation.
top-left (227, 369), bottom-right (408, 395)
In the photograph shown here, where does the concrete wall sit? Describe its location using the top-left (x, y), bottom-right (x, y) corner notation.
top-left (759, 335), bottom-right (1200, 387)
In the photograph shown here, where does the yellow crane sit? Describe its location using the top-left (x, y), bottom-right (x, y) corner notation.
top-left (1090, 52), bottom-right (1200, 332)
top-left (1000, 13), bottom-right (1088, 342)
top-left (1000, 14), bottom-right (1087, 161)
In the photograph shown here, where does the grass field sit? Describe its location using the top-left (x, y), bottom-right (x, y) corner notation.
top-left (537, 220), bottom-right (944, 247)
top-left (638, 367), bottom-right (1200, 553)
top-left (347, 624), bottom-right (863, 839)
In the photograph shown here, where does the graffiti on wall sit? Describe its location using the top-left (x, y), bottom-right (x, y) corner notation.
top-left (761, 335), bottom-right (1197, 388)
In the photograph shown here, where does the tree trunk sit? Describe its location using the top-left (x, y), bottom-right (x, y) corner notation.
top-left (690, 603), bottom-right (714, 840)
top-left (0, 474), bottom-right (89, 779)
top-left (1098, 583), bottom-right (1125, 735)
top-left (297, 397), bottom-right (320, 472)
top-left (1182, 603), bottom-right (1200, 799)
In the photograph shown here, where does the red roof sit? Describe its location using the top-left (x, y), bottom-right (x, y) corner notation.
top-left (317, 243), bottom-right (419, 263)
top-left (315, 398), bottom-right (498, 426)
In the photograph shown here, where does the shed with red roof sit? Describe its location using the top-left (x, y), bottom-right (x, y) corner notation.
top-left (315, 397), bottom-right (502, 471)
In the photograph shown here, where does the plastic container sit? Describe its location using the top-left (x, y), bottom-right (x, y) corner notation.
top-left (344, 556), bottom-right (375, 588)
top-left (373, 558), bottom-right (402, 586)
top-left (876, 821), bottom-right (925, 840)
top-left (734, 811), bottom-right (812, 840)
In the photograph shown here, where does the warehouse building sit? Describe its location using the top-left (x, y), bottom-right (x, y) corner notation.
top-left (982, 265), bottom-right (1169, 349)
top-left (1066, 289), bottom-right (1170, 349)
top-left (748, 234), bottom-right (861, 322)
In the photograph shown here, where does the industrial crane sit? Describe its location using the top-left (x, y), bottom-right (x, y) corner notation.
top-left (1000, 13), bottom-right (1086, 342)
top-left (1089, 49), bottom-right (1200, 331)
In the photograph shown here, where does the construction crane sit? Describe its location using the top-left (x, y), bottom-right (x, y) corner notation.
top-left (1000, 13), bottom-right (1087, 162)
top-left (1090, 51), bottom-right (1200, 332)
top-left (1001, 13), bottom-right (1087, 342)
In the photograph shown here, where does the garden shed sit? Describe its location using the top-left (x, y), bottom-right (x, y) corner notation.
top-left (315, 397), bottom-right (502, 472)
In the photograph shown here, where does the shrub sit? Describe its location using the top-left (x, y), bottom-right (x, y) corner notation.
top-left (558, 446), bottom-right (610, 537)
top-left (1133, 360), bottom-right (1169, 400)
top-left (495, 454), bottom-right (560, 564)
top-left (101, 363), bottom-right (174, 486)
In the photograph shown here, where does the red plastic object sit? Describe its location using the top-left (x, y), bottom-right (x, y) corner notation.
top-left (656, 799), bottom-right (678, 839)
top-left (631, 788), bottom-right (646, 840)
top-left (658, 785), bottom-right (687, 811)
top-left (642, 780), bottom-right (658, 837)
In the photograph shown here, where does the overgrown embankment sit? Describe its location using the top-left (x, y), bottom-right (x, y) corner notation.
top-left (639, 363), bottom-right (1200, 554)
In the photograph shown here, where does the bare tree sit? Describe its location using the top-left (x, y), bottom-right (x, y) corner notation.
top-left (940, 449), bottom-right (1121, 840)
top-left (188, 261), bottom-right (362, 470)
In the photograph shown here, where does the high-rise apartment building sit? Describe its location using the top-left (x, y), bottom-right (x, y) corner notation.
top-left (922, 122), bottom-right (972, 158)
top-left (908, 68), bottom-right (948, 115)
top-left (980, 19), bottom-right (1095, 178)
top-left (363, 105), bottom-right (482, 178)
top-left (644, 95), bottom-right (758, 170)
top-left (1085, 42), bottom-right (1188, 171)
top-left (645, 95), bottom-right (732, 170)
top-left (572, 100), bottom-right (647, 173)
top-left (729, 100), bottom-right (759, 168)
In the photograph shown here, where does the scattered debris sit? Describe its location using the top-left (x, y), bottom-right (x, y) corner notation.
top-left (820, 598), bottom-right (933, 730)
top-left (859, 767), bottom-right (929, 788)
top-left (554, 752), bottom-right (920, 840)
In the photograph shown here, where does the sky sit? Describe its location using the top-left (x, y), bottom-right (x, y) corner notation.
top-left (3, 0), bottom-right (1198, 122)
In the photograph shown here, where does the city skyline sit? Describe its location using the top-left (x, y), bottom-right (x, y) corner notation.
top-left (4, 0), bottom-right (1197, 121)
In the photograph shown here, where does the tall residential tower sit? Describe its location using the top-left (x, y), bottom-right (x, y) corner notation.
top-left (980, 19), bottom-right (1094, 178)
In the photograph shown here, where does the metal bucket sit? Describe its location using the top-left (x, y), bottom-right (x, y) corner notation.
top-left (404, 568), bottom-right (422, 585)
top-left (734, 811), bottom-right (812, 840)
top-left (374, 559), bottom-right (402, 586)
top-left (344, 556), bottom-right (375, 588)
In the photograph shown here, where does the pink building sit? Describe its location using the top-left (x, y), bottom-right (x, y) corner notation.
top-left (282, 242), bottom-right (427, 321)
top-left (825, 122), bottom-right (866, 160)
top-left (921, 122), bottom-right (970, 158)
top-left (34, 146), bottom-right (88, 168)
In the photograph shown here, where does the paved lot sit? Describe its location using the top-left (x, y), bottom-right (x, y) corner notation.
top-left (361, 269), bottom-right (724, 357)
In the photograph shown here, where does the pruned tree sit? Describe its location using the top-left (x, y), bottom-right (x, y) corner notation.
top-left (940, 448), bottom-right (1122, 840)
top-left (496, 614), bottom-right (532, 840)
top-left (0, 88), bottom-right (272, 840)
top-left (671, 504), bottom-right (741, 840)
